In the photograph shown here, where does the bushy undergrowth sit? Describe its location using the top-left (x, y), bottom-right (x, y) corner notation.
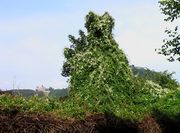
top-left (0, 94), bottom-right (148, 120)
top-left (132, 65), bottom-right (179, 90)
top-left (153, 89), bottom-right (180, 120)
top-left (0, 89), bottom-right (179, 121)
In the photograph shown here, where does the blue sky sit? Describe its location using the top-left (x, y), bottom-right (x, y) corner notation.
top-left (0, 0), bottom-right (179, 90)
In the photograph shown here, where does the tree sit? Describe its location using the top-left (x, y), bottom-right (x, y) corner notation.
top-left (61, 12), bottom-right (134, 111)
top-left (48, 87), bottom-right (54, 91)
top-left (157, 0), bottom-right (180, 62)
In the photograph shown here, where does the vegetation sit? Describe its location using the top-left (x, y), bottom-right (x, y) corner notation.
top-left (62, 12), bottom-right (136, 116)
top-left (0, 12), bottom-right (179, 132)
top-left (0, 88), bottom-right (179, 120)
top-left (13, 89), bottom-right (36, 97)
top-left (0, 88), bottom-right (69, 98)
top-left (131, 65), bottom-right (179, 90)
top-left (49, 89), bottom-right (69, 98)
top-left (157, 0), bottom-right (180, 61)
top-left (153, 89), bottom-right (180, 119)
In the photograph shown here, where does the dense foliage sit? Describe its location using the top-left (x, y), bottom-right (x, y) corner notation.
top-left (62, 12), bottom-right (135, 113)
top-left (131, 65), bottom-right (179, 90)
top-left (153, 89), bottom-right (180, 119)
top-left (0, 88), bottom-right (179, 120)
top-left (157, 0), bottom-right (180, 61)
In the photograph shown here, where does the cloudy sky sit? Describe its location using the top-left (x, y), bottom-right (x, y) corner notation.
top-left (0, 0), bottom-right (179, 90)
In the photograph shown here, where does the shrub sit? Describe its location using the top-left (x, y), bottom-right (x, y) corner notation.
top-left (144, 80), bottom-right (169, 98)
top-left (132, 65), bottom-right (179, 90)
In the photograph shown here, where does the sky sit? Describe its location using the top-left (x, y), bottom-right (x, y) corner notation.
top-left (0, 0), bottom-right (179, 90)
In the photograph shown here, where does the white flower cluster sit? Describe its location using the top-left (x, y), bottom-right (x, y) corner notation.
top-left (144, 80), bottom-right (170, 98)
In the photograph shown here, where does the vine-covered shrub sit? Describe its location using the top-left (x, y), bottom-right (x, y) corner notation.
top-left (131, 65), bottom-right (179, 90)
top-left (62, 12), bottom-right (134, 112)
top-left (132, 75), bottom-right (171, 105)
top-left (144, 80), bottom-right (169, 98)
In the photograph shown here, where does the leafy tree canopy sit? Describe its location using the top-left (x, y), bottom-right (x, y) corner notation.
top-left (157, 0), bottom-right (180, 61)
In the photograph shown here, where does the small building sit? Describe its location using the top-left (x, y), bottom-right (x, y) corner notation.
top-left (36, 85), bottom-right (50, 97)
top-left (36, 85), bottom-right (46, 92)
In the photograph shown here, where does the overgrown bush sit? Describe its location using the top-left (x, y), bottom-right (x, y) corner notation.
top-left (132, 65), bottom-right (179, 90)
top-left (62, 12), bottom-right (135, 113)
top-left (130, 71), bottom-right (174, 106)
top-left (153, 89), bottom-right (180, 119)
top-left (144, 80), bottom-right (169, 98)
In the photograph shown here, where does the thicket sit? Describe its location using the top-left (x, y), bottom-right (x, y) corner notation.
top-left (153, 89), bottom-right (180, 120)
top-left (62, 12), bottom-right (138, 114)
top-left (132, 65), bottom-right (179, 90)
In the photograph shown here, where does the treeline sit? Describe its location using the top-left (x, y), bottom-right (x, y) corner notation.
top-left (0, 88), bottom-right (69, 98)
top-left (1, 65), bottom-right (178, 99)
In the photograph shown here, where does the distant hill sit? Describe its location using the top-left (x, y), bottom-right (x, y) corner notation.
top-left (13, 89), bottom-right (36, 97)
top-left (9, 88), bottom-right (69, 98)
